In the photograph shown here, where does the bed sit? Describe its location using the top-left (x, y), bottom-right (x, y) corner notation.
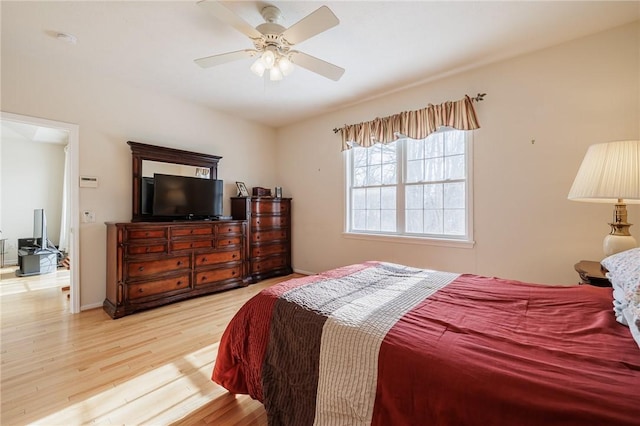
top-left (212, 254), bottom-right (640, 425)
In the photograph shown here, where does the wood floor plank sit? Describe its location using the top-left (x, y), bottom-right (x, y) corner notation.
top-left (1, 265), bottom-right (302, 425)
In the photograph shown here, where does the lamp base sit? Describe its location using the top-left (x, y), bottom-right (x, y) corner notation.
top-left (603, 234), bottom-right (637, 257)
top-left (602, 201), bottom-right (637, 257)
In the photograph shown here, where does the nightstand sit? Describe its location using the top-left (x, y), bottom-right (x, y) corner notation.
top-left (574, 260), bottom-right (611, 287)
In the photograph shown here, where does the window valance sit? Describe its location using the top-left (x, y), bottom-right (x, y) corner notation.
top-left (335, 94), bottom-right (483, 151)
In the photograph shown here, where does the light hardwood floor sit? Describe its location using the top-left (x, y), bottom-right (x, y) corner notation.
top-left (1, 265), bottom-right (302, 425)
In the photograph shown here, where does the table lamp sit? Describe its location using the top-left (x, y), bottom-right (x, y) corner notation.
top-left (568, 140), bottom-right (640, 257)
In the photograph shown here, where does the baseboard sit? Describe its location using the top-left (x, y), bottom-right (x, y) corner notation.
top-left (81, 302), bottom-right (103, 311)
top-left (293, 268), bottom-right (315, 276)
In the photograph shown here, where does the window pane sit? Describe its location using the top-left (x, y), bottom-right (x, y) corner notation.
top-left (405, 209), bottom-right (423, 233)
top-left (353, 148), bottom-right (367, 167)
top-left (444, 182), bottom-right (464, 209)
top-left (425, 157), bottom-right (444, 181)
top-left (445, 132), bottom-right (465, 155)
top-left (405, 185), bottom-right (423, 209)
top-left (424, 209), bottom-right (443, 234)
top-left (424, 184), bottom-right (443, 209)
top-left (352, 188), bottom-right (366, 209)
top-left (382, 163), bottom-right (396, 185)
top-left (381, 210), bottom-right (396, 232)
top-left (366, 210), bottom-right (380, 231)
top-left (368, 165), bottom-right (382, 185)
top-left (407, 139), bottom-right (423, 161)
top-left (354, 167), bottom-right (367, 187)
top-left (425, 135), bottom-right (443, 158)
top-left (406, 159), bottom-right (423, 183)
top-left (366, 187), bottom-right (380, 209)
top-left (381, 143), bottom-right (397, 164)
top-left (445, 154), bottom-right (465, 180)
top-left (444, 209), bottom-right (465, 235)
top-left (381, 187), bottom-right (396, 209)
top-left (368, 145), bottom-right (382, 165)
top-left (352, 209), bottom-right (366, 230)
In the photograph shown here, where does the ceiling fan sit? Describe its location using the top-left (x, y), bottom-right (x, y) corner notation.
top-left (194, 0), bottom-right (345, 81)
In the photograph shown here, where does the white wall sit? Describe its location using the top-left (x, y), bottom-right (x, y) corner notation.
top-left (276, 22), bottom-right (640, 285)
top-left (1, 138), bottom-right (65, 263)
top-left (1, 51), bottom-right (277, 310)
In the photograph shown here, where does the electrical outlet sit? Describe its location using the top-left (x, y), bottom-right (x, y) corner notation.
top-left (82, 211), bottom-right (96, 223)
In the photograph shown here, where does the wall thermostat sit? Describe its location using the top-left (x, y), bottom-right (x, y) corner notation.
top-left (79, 176), bottom-right (98, 188)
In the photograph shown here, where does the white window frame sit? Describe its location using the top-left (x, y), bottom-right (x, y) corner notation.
top-left (344, 130), bottom-right (475, 248)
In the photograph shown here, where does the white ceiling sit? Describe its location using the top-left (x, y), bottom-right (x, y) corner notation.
top-left (2, 1), bottom-right (638, 128)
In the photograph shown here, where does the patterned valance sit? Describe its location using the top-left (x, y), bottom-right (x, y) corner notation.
top-left (335, 94), bottom-right (482, 151)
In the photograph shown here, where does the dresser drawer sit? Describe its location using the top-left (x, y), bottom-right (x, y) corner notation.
top-left (253, 201), bottom-right (289, 214)
top-left (127, 256), bottom-right (190, 278)
top-left (252, 215), bottom-right (289, 228)
top-left (126, 243), bottom-right (168, 256)
top-left (126, 227), bottom-right (168, 240)
top-left (216, 223), bottom-right (243, 235)
top-left (172, 226), bottom-right (213, 237)
top-left (217, 236), bottom-right (242, 248)
top-left (171, 239), bottom-right (213, 251)
top-left (127, 274), bottom-right (191, 300)
top-left (252, 229), bottom-right (288, 243)
top-left (251, 256), bottom-right (287, 274)
top-left (251, 243), bottom-right (287, 258)
top-left (195, 249), bottom-right (241, 266)
top-left (195, 266), bottom-right (241, 286)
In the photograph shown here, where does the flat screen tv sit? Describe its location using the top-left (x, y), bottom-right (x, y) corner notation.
top-left (152, 174), bottom-right (223, 219)
top-left (33, 208), bottom-right (48, 251)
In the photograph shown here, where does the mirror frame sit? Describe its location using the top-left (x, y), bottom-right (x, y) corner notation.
top-left (128, 141), bottom-right (221, 222)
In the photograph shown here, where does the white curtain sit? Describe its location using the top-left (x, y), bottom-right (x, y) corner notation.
top-left (58, 145), bottom-right (70, 253)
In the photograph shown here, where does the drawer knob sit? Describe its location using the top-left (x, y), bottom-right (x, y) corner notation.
top-left (232, 271), bottom-right (236, 275)
top-left (227, 228), bottom-right (232, 232)
top-left (232, 254), bottom-right (237, 258)
top-left (177, 261), bottom-right (182, 266)
top-left (228, 240), bottom-right (232, 244)
top-left (256, 236), bottom-right (260, 240)
top-left (177, 281), bottom-right (182, 286)
top-left (201, 276), bottom-right (207, 281)
top-left (138, 288), bottom-right (144, 293)
top-left (138, 266), bottom-right (144, 272)
top-left (202, 257), bottom-right (207, 262)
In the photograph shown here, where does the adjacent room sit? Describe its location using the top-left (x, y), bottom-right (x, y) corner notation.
top-left (1, 1), bottom-right (638, 425)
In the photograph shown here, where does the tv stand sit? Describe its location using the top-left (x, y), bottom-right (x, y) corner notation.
top-left (16, 249), bottom-right (57, 276)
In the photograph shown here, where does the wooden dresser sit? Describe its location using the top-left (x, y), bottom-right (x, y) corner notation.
top-left (104, 220), bottom-right (247, 319)
top-left (231, 197), bottom-right (292, 282)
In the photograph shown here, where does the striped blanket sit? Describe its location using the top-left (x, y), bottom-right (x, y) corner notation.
top-left (212, 261), bottom-right (640, 425)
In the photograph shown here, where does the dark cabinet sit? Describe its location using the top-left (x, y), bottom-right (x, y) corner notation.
top-left (104, 220), bottom-right (247, 319)
top-left (231, 197), bottom-right (292, 282)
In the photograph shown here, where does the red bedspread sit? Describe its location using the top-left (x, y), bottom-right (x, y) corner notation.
top-left (212, 262), bottom-right (640, 425)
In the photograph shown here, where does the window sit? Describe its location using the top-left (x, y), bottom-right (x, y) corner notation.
top-left (346, 129), bottom-right (473, 243)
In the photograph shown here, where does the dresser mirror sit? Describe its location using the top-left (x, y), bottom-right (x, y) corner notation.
top-left (128, 141), bottom-right (221, 222)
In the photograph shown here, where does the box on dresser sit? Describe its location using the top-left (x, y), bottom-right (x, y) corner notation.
top-left (104, 220), bottom-right (247, 319)
top-left (231, 197), bottom-right (292, 283)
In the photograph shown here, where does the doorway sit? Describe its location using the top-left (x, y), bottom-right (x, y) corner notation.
top-left (0, 112), bottom-right (80, 313)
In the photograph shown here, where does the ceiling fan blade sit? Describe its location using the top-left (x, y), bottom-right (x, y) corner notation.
top-left (290, 51), bottom-right (345, 81)
top-left (197, 0), bottom-right (262, 39)
top-left (194, 49), bottom-right (256, 68)
top-left (282, 6), bottom-right (339, 45)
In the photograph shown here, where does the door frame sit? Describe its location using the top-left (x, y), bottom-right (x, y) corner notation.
top-left (1, 111), bottom-right (80, 314)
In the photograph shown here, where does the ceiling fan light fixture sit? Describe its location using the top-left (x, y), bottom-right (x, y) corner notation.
top-left (270, 66), bottom-right (283, 81)
top-left (261, 49), bottom-right (276, 69)
top-left (278, 56), bottom-right (294, 76)
top-left (250, 58), bottom-right (266, 77)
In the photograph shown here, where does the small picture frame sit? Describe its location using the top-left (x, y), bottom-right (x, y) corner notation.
top-left (275, 186), bottom-right (282, 198)
top-left (236, 181), bottom-right (249, 197)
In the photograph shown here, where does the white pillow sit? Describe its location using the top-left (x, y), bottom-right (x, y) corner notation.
top-left (601, 248), bottom-right (640, 349)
